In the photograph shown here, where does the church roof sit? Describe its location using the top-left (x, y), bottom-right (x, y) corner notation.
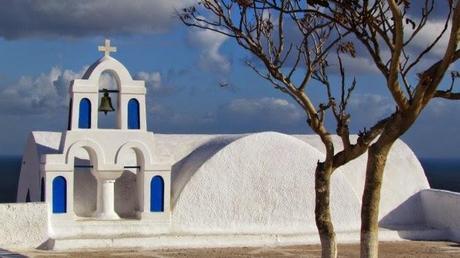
top-left (25, 131), bottom-right (429, 232)
top-left (30, 131), bottom-right (62, 156)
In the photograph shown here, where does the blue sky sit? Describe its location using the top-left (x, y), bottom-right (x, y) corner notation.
top-left (0, 1), bottom-right (458, 159)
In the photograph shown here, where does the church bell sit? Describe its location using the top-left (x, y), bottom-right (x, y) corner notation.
top-left (98, 88), bottom-right (115, 115)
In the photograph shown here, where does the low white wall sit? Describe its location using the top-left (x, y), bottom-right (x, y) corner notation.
top-left (421, 189), bottom-right (460, 241)
top-left (0, 203), bottom-right (48, 248)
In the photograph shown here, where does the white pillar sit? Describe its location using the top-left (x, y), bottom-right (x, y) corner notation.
top-left (94, 178), bottom-right (120, 220)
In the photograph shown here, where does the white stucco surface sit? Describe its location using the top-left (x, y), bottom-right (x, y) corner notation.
top-left (0, 203), bottom-right (48, 248)
top-left (17, 132), bottom-right (62, 202)
top-left (293, 135), bottom-right (429, 225)
top-left (421, 189), bottom-right (460, 241)
top-left (14, 130), bottom-right (454, 250)
top-left (153, 133), bottom-right (429, 232)
top-left (344, 139), bottom-right (429, 225)
top-left (21, 132), bottom-right (431, 230)
top-left (169, 132), bottom-right (362, 234)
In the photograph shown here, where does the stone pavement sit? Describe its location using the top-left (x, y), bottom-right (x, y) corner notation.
top-left (5, 241), bottom-right (460, 258)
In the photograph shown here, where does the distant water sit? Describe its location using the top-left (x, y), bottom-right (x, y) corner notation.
top-left (421, 158), bottom-right (460, 192)
top-left (0, 156), bottom-right (459, 203)
top-left (0, 156), bottom-right (22, 203)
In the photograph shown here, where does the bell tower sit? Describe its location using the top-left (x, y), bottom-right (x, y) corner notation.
top-left (29, 39), bottom-right (171, 235)
top-left (68, 39), bottom-right (148, 131)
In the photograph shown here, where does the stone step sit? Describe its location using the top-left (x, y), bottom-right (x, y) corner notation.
top-left (42, 228), bottom-right (448, 251)
top-left (50, 218), bottom-right (170, 238)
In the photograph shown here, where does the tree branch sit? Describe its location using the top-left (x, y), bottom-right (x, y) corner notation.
top-left (434, 90), bottom-right (460, 100)
top-left (387, 0), bottom-right (409, 110)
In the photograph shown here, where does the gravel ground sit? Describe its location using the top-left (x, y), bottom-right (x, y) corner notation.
top-left (3, 241), bottom-right (460, 258)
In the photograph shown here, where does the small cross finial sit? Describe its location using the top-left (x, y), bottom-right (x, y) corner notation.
top-left (98, 39), bottom-right (117, 57)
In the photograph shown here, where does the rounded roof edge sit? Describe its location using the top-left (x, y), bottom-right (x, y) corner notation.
top-left (81, 56), bottom-right (133, 83)
top-left (170, 131), bottom-right (363, 233)
top-left (171, 134), bottom-right (244, 204)
top-left (171, 131), bottom-right (325, 206)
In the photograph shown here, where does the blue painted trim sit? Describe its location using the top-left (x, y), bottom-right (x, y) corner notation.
top-left (128, 98), bottom-right (140, 129)
top-left (78, 98), bottom-right (91, 129)
top-left (150, 176), bottom-right (164, 212)
top-left (52, 176), bottom-right (67, 213)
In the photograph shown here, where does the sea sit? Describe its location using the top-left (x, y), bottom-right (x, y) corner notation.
top-left (0, 156), bottom-right (459, 203)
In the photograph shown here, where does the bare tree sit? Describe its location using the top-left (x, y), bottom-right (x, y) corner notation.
top-left (264, 0), bottom-right (460, 257)
top-left (180, 1), bottom-right (389, 257)
top-left (339, 2), bottom-right (459, 257)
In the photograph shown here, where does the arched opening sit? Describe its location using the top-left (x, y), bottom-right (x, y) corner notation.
top-left (25, 189), bottom-right (31, 203)
top-left (78, 98), bottom-right (91, 129)
top-left (128, 98), bottom-right (140, 129)
top-left (115, 170), bottom-right (138, 218)
top-left (150, 176), bottom-right (164, 212)
top-left (67, 98), bottom-right (73, 130)
top-left (73, 148), bottom-right (97, 217)
top-left (98, 71), bottom-right (119, 129)
top-left (40, 177), bottom-right (45, 202)
top-left (52, 176), bottom-right (67, 213)
top-left (115, 147), bottom-right (141, 218)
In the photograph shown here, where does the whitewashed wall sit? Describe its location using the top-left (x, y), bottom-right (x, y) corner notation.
top-left (0, 203), bottom-right (48, 248)
top-left (13, 131), bottom-right (451, 250)
top-left (421, 189), bottom-right (460, 241)
top-left (170, 132), bottom-right (363, 234)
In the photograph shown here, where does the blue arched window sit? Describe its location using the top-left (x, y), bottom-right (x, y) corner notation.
top-left (150, 176), bottom-right (164, 212)
top-left (78, 98), bottom-right (91, 129)
top-left (52, 176), bottom-right (67, 213)
top-left (128, 98), bottom-right (140, 129)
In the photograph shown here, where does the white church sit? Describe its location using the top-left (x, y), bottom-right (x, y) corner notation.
top-left (2, 40), bottom-right (460, 250)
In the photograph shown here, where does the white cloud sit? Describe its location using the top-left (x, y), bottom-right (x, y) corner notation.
top-left (323, 17), bottom-right (453, 76)
top-left (0, 67), bottom-right (175, 116)
top-left (349, 94), bottom-right (393, 114)
top-left (98, 72), bottom-right (118, 90)
top-left (187, 28), bottom-right (230, 74)
top-left (346, 93), bottom-right (394, 129)
top-left (404, 18), bottom-right (451, 58)
top-left (0, 67), bottom-right (85, 115)
top-left (144, 96), bottom-right (306, 134)
top-left (136, 71), bottom-right (162, 91)
top-left (328, 54), bottom-right (380, 75)
top-left (0, 0), bottom-right (196, 39)
top-left (135, 70), bottom-right (182, 96)
top-left (223, 97), bottom-right (303, 124)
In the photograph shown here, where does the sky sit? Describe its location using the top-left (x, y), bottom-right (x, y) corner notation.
top-left (0, 0), bottom-right (458, 159)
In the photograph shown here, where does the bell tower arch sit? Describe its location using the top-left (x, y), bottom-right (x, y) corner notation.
top-left (67, 39), bottom-right (148, 131)
top-left (98, 72), bottom-right (119, 129)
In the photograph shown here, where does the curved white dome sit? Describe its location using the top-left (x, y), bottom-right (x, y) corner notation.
top-left (171, 132), bottom-right (362, 234)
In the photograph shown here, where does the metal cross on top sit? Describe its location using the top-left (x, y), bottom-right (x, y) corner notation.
top-left (98, 39), bottom-right (117, 57)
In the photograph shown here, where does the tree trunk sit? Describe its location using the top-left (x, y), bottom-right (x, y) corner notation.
top-left (315, 164), bottom-right (337, 258)
top-left (360, 143), bottom-right (393, 258)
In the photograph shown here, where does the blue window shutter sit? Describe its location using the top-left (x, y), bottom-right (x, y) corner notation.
top-left (52, 176), bottom-right (67, 213)
top-left (150, 176), bottom-right (164, 212)
top-left (78, 98), bottom-right (91, 129)
top-left (128, 98), bottom-right (140, 129)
